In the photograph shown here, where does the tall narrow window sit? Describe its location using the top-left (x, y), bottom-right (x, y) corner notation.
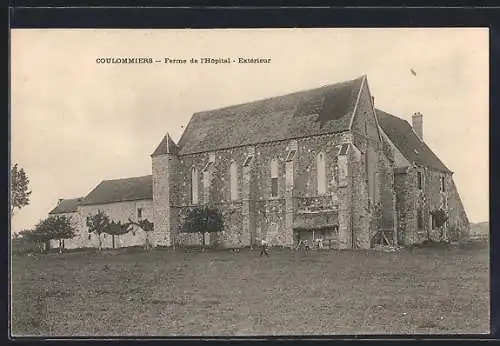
top-left (271, 158), bottom-right (278, 197)
top-left (337, 144), bottom-right (349, 187)
top-left (440, 176), bottom-right (446, 192)
top-left (230, 162), bottom-right (238, 201)
top-left (137, 208), bottom-right (143, 219)
top-left (317, 152), bottom-right (326, 195)
top-left (417, 209), bottom-right (424, 230)
top-left (191, 167), bottom-right (199, 204)
top-left (417, 171), bottom-right (423, 190)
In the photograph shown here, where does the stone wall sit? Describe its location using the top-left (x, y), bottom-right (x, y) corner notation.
top-left (444, 177), bottom-right (470, 239)
top-left (172, 131), bottom-right (357, 248)
top-left (77, 200), bottom-right (153, 249)
top-left (394, 170), bottom-right (417, 245)
top-left (415, 167), bottom-right (451, 242)
top-left (174, 147), bottom-right (248, 248)
top-left (350, 79), bottom-right (397, 247)
top-left (158, 82), bottom-right (401, 250)
top-left (351, 78), bottom-right (380, 144)
top-left (377, 135), bottom-right (397, 241)
top-left (349, 144), bottom-right (369, 248)
top-left (175, 202), bottom-right (247, 248)
top-left (393, 164), bottom-right (469, 245)
top-left (152, 154), bottom-right (173, 247)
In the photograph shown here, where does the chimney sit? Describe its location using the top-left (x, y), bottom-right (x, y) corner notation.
top-left (371, 96), bottom-right (375, 105)
top-left (58, 198), bottom-right (63, 205)
top-left (412, 112), bottom-right (423, 140)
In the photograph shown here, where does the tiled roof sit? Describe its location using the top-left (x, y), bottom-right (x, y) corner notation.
top-left (177, 76), bottom-right (365, 155)
top-left (151, 133), bottom-right (179, 157)
top-left (48, 197), bottom-right (84, 214)
top-left (376, 109), bottom-right (451, 173)
top-left (80, 175), bottom-right (153, 206)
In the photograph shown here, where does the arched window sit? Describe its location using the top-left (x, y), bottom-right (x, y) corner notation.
top-left (191, 167), bottom-right (199, 204)
top-left (317, 152), bottom-right (326, 195)
top-left (230, 162), bottom-right (238, 201)
top-left (271, 158), bottom-right (279, 197)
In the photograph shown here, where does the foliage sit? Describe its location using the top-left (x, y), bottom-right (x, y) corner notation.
top-left (105, 220), bottom-right (133, 236)
top-left (34, 215), bottom-right (77, 253)
top-left (19, 228), bottom-right (50, 244)
top-left (128, 218), bottom-right (154, 250)
top-left (181, 205), bottom-right (224, 234)
top-left (180, 205), bottom-right (224, 249)
top-left (11, 163), bottom-right (32, 215)
top-left (137, 219), bottom-right (154, 233)
top-left (13, 229), bottom-right (48, 254)
top-left (104, 220), bottom-right (134, 249)
top-left (86, 210), bottom-right (110, 251)
top-left (17, 216), bottom-right (77, 253)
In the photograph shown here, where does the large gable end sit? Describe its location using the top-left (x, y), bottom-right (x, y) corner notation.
top-left (349, 75), bottom-right (383, 142)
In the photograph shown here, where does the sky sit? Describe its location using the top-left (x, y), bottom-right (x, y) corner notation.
top-left (10, 28), bottom-right (489, 233)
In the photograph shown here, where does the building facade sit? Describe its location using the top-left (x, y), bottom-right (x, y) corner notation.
top-left (48, 75), bottom-right (470, 250)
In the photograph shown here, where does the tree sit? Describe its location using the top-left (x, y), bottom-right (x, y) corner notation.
top-left (11, 163), bottom-right (32, 216)
top-left (180, 205), bottom-right (224, 251)
top-left (430, 208), bottom-right (449, 241)
top-left (34, 215), bottom-right (77, 253)
top-left (128, 218), bottom-right (154, 250)
top-left (104, 220), bottom-right (133, 249)
top-left (19, 227), bottom-right (51, 253)
top-left (86, 210), bottom-right (110, 251)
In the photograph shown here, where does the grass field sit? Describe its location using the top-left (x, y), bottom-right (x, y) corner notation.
top-left (11, 245), bottom-right (490, 336)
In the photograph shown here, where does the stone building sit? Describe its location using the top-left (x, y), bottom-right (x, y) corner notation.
top-left (48, 75), bottom-right (470, 250)
top-left (48, 197), bottom-right (83, 249)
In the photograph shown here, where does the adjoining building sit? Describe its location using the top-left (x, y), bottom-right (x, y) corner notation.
top-left (48, 75), bottom-right (470, 250)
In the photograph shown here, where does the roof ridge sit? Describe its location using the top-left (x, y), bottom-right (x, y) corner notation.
top-left (48, 197), bottom-right (84, 214)
top-left (375, 108), bottom-right (408, 122)
top-left (193, 75), bottom-right (365, 117)
top-left (80, 174), bottom-right (153, 206)
top-left (177, 76), bottom-right (365, 154)
top-left (348, 75), bottom-right (367, 130)
top-left (59, 196), bottom-right (85, 201)
top-left (101, 174), bottom-right (152, 183)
